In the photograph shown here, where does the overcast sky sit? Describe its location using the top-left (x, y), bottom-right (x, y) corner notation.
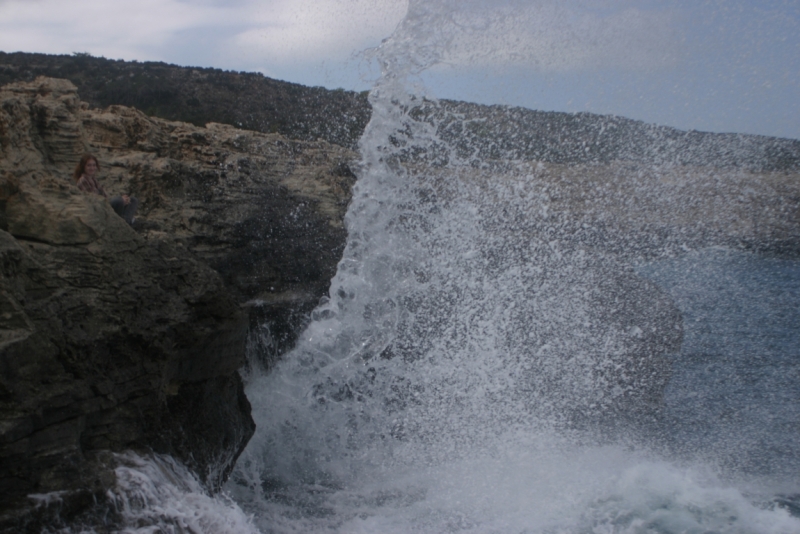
top-left (1, 0), bottom-right (798, 139)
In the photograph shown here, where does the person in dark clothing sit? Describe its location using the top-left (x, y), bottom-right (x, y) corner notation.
top-left (73, 154), bottom-right (138, 224)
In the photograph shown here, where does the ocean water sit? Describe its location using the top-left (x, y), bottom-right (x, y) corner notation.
top-left (78, 247), bottom-right (800, 532)
top-left (62, 2), bottom-right (799, 532)
top-left (639, 250), bottom-right (800, 483)
top-left (219, 183), bottom-right (800, 533)
top-left (217, 1), bottom-right (799, 531)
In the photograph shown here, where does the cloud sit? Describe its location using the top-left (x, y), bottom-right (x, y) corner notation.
top-left (0, 0), bottom-right (677, 75)
top-left (382, 0), bottom-right (682, 73)
top-left (0, 0), bottom-right (241, 59)
top-left (0, 0), bottom-right (407, 69)
top-left (230, 0), bottom-right (408, 64)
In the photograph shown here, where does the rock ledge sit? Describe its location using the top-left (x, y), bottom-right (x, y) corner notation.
top-left (0, 77), bottom-right (356, 529)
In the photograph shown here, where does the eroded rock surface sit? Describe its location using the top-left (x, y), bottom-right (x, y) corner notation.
top-left (1, 73), bottom-right (796, 530)
top-left (0, 77), bottom-right (356, 529)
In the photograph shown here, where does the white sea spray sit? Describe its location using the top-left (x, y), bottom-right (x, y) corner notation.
top-left (225, 2), bottom-right (800, 533)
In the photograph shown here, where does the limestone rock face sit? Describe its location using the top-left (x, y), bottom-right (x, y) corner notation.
top-left (0, 77), bottom-right (356, 527)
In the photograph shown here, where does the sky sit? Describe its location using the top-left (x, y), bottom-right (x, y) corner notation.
top-left (0, 0), bottom-right (798, 139)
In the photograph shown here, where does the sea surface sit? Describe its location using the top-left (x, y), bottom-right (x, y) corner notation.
top-left (95, 249), bottom-right (800, 533)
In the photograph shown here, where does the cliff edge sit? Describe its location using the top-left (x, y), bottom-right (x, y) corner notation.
top-left (0, 77), bottom-right (356, 529)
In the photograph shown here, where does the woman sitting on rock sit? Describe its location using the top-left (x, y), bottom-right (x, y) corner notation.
top-left (74, 154), bottom-right (138, 225)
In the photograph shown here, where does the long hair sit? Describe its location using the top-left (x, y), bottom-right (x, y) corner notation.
top-left (73, 154), bottom-right (99, 182)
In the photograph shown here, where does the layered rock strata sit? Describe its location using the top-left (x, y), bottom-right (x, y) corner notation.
top-left (0, 77), bottom-right (356, 529)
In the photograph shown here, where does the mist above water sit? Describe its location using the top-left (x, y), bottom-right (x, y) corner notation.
top-left (221, 1), bottom-right (800, 533)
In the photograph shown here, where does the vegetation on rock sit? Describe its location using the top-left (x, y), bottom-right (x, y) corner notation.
top-left (2, 51), bottom-right (798, 171)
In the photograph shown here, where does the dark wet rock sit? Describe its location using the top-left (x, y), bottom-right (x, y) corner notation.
top-left (775, 494), bottom-right (800, 518)
top-left (0, 77), bottom-right (356, 529)
top-left (0, 185), bottom-right (252, 524)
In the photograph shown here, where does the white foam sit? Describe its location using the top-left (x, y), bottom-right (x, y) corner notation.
top-left (226, 1), bottom-right (800, 532)
top-left (107, 452), bottom-right (259, 534)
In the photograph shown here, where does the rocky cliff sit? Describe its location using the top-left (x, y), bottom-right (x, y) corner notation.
top-left (2, 52), bottom-right (798, 171)
top-left (0, 51), bottom-right (371, 149)
top-left (0, 77), bottom-right (356, 530)
top-left (0, 71), bottom-right (797, 532)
